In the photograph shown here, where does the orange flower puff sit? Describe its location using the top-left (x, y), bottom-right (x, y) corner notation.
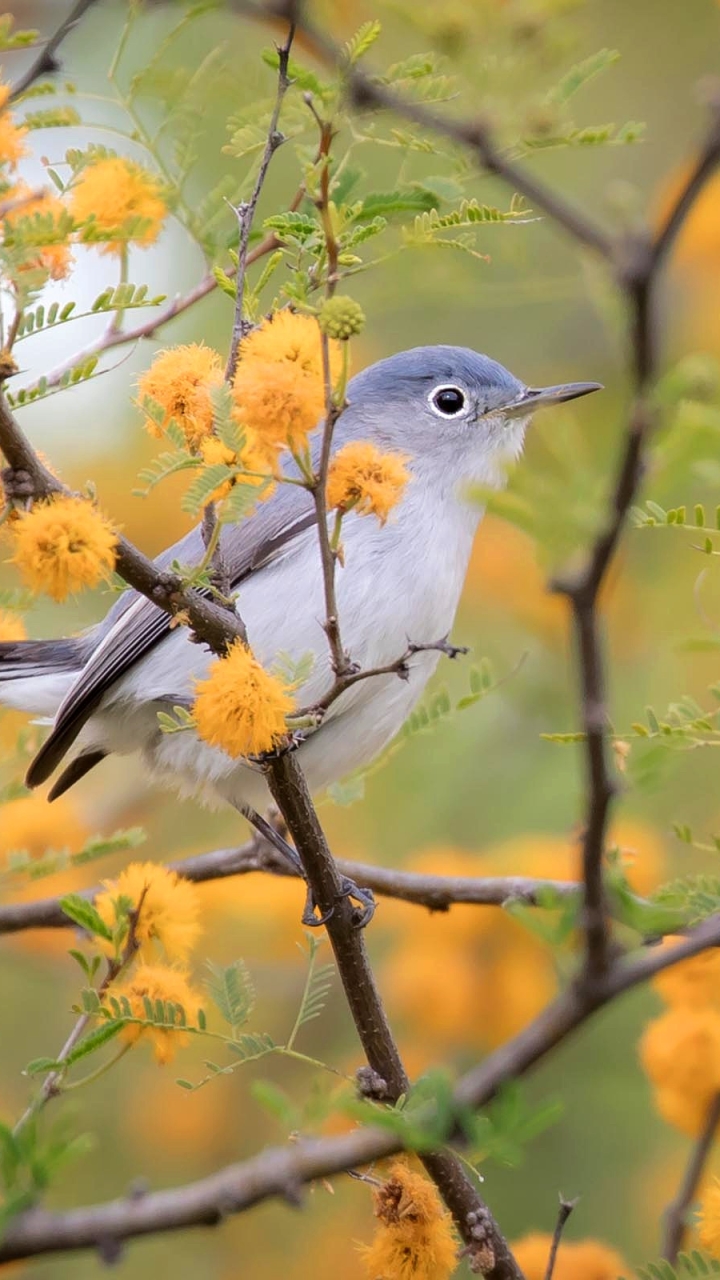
top-left (652, 939), bottom-right (720, 1009)
top-left (94, 862), bottom-right (201, 963)
top-left (3, 183), bottom-right (73, 280)
top-left (107, 964), bottom-right (200, 1065)
top-left (0, 792), bottom-right (86, 862)
top-left (640, 1005), bottom-right (720, 1137)
top-left (0, 83), bottom-right (27, 168)
top-left (326, 441), bottom-right (410, 524)
top-left (512, 1233), bottom-right (629, 1280)
top-left (137, 343), bottom-right (224, 451)
top-left (233, 311), bottom-right (342, 457)
top-left (359, 1161), bottom-right (458, 1280)
top-left (10, 495), bottom-right (117, 601)
top-left (199, 434), bottom-right (276, 504)
top-left (0, 610), bottom-right (26, 641)
top-left (69, 155), bottom-right (167, 256)
top-left (699, 1177), bottom-right (720, 1257)
top-left (192, 641), bottom-right (294, 758)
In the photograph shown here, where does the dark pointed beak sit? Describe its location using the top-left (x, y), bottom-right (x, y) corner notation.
top-left (501, 381), bottom-right (604, 419)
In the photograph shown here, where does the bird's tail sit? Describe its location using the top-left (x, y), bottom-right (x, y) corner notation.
top-left (0, 637), bottom-right (83, 717)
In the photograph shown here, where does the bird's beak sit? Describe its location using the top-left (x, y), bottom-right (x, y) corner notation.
top-left (500, 381), bottom-right (604, 419)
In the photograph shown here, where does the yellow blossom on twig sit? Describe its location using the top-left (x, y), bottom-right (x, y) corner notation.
top-left (0, 610), bottom-right (26, 641)
top-left (640, 1005), bottom-right (720, 1136)
top-left (699, 1177), bottom-right (720, 1257)
top-left (107, 964), bottom-right (200, 1065)
top-left (199, 433), bottom-right (275, 504)
top-left (69, 155), bottom-right (167, 256)
top-left (0, 84), bottom-right (27, 168)
top-left (232, 311), bottom-right (342, 457)
top-left (3, 182), bottom-right (73, 280)
top-left (512, 1233), bottom-right (629, 1280)
top-left (359, 1160), bottom-right (458, 1280)
top-left (10, 495), bottom-right (118, 601)
top-left (652, 936), bottom-right (720, 1009)
top-left (327, 441), bottom-right (410, 524)
top-left (95, 862), bottom-right (201, 963)
top-left (193, 641), bottom-right (293, 759)
top-left (137, 342), bottom-right (224, 450)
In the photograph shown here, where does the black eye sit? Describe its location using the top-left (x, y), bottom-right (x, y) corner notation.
top-left (431, 386), bottom-right (466, 416)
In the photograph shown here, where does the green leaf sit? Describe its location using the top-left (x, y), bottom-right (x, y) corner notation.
top-left (59, 894), bottom-right (113, 941)
top-left (62, 1020), bottom-right (123, 1066)
top-left (205, 959), bottom-right (255, 1027)
top-left (25, 1057), bottom-right (61, 1076)
top-left (546, 49), bottom-right (620, 105)
top-left (343, 19), bottom-right (382, 65)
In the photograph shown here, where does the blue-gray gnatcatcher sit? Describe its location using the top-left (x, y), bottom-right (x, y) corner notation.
top-left (0, 346), bottom-right (600, 849)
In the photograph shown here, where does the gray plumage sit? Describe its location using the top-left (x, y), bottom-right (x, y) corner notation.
top-left (0, 345), bottom-right (600, 813)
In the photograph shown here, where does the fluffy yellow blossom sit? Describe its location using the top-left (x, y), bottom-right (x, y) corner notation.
top-left (137, 344), bottom-right (224, 450)
top-left (108, 964), bottom-right (200, 1064)
top-left (0, 792), bottom-right (86, 862)
top-left (640, 1006), bottom-right (720, 1135)
top-left (3, 183), bottom-right (72, 280)
top-left (0, 610), bottom-right (26, 641)
top-left (327, 442), bottom-right (410, 524)
top-left (10, 495), bottom-right (117, 601)
top-left (232, 311), bottom-right (342, 456)
top-left (699, 1177), bottom-right (720, 1257)
top-left (95, 862), bottom-right (201, 963)
top-left (512, 1233), bottom-right (629, 1280)
top-left (199, 432), bottom-right (275, 504)
top-left (70, 156), bottom-right (167, 256)
top-left (359, 1161), bottom-right (457, 1280)
top-left (652, 938), bottom-right (720, 1009)
top-left (193, 641), bottom-right (293, 759)
top-left (0, 85), bottom-right (27, 168)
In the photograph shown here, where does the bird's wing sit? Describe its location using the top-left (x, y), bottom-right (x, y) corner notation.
top-left (26, 481), bottom-right (317, 787)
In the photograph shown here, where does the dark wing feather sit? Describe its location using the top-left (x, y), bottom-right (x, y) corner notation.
top-left (26, 482), bottom-right (317, 788)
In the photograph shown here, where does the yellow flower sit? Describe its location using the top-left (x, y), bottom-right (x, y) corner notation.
top-left (0, 792), bottom-right (86, 862)
top-left (10, 495), bottom-right (118, 601)
top-left (326, 441), bottom-right (410, 524)
top-left (653, 938), bottom-right (720, 1009)
top-left (3, 183), bottom-right (72, 280)
top-left (699, 1177), bottom-right (720, 1257)
top-left (232, 311), bottom-right (342, 456)
top-left (193, 641), bottom-right (293, 758)
top-left (198, 432), bottom-right (275, 504)
top-left (70, 155), bottom-right (167, 256)
top-left (359, 1160), bottom-right (458, 1280)
top-left (95, 862), bottom-right (201, 963)
top-left (0, 610), bottom-right (26, 641)
top-left (108, 964), bottom-right (200, 1064)
top-left (512, 1234), bottom-right (629, 1280)
top-left (640, 1006), bottom-right (720, 1135)
top-left (0, 84), bottom-right (27, 168)
top-left (137, 343), bottom-right (224, 451)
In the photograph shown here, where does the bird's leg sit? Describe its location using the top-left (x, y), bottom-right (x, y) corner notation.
top-left (236, 803), bottom-right (376, 928)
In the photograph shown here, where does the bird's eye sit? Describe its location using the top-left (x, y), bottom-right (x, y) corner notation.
top-left (430, 385), bottom-right (466, 417)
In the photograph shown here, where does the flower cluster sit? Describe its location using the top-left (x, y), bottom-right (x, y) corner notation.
top-left (3, 183), bottom-right (73, 280)
top-left (137, 343), bottom-right (224, 451)
top-left (69, 155), bottom-right (168, 256)
top-left (192, 640), bottom-right (294, 759)
top-left (10, 495), bottom-right (118, 602)
top-left (97, 862), bottom-right (203, 1065)
top-left (640, 940), bottom-right (720, 1136)
top-left (359, 1160), bottom-right (457, 1280)
top-left (233, 310), bottom-right (342, 458)
top-left (0, 609), bottom-right (26, 641)
top-left (0, 82), bottom-right (27, 169)
top-left (327, 441), bottom-right (410, 525)
top-left (511, 1233), bottom-right (629, 1280)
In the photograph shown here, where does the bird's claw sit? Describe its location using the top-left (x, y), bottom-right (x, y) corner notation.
top-left (300, 877), bottom-right (376, 929)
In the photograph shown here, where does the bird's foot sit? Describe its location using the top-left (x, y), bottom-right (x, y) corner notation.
top-left (301, 877), bottom-right (376, 929)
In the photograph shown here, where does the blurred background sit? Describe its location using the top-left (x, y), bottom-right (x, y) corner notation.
top-left (3, 0), bottom-right (720, 1275)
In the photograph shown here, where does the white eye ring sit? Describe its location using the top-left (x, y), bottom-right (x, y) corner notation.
top-left (428, 384), bottom-right (469, 418)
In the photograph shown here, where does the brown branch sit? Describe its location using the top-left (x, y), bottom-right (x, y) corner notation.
top-left (293, 636), bottom-right (468, 721)
top-left (544, 1196), bottom-right (578, 1280)
top-left (0, 841), bottom-right (582, 934)
top-left (9, 0), bottom-right (101, 101)
top-left (662, 1091), bottom-right (720, 1264)
top-left (3, 917), bottom-right (720, 1266)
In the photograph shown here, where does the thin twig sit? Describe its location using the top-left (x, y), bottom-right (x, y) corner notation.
top-left (9, 0), bottom-right (101, 101)
top-left (544, 1196), bottom-right (578, 1280)
top-left (662, 1091), bottom-right (720, 1264)
top-left (225, 23), bottom-right (295, 379)
top-left (293, 636), bottom-right (467, 720)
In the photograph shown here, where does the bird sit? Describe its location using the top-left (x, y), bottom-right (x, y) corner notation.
top-left (0, 345), bottom-right (600, 917)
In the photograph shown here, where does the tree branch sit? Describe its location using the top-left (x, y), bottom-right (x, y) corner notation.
top-left (8, 0), bottom-right (101, 101)
top-left (662, 1091), bottom-right (720, 1264)
top-left (544, 1196), bottom-right (578, 1280)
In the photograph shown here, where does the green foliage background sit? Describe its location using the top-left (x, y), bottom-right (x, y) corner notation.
top-left (3, 0), bottom-right (720, 1275)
